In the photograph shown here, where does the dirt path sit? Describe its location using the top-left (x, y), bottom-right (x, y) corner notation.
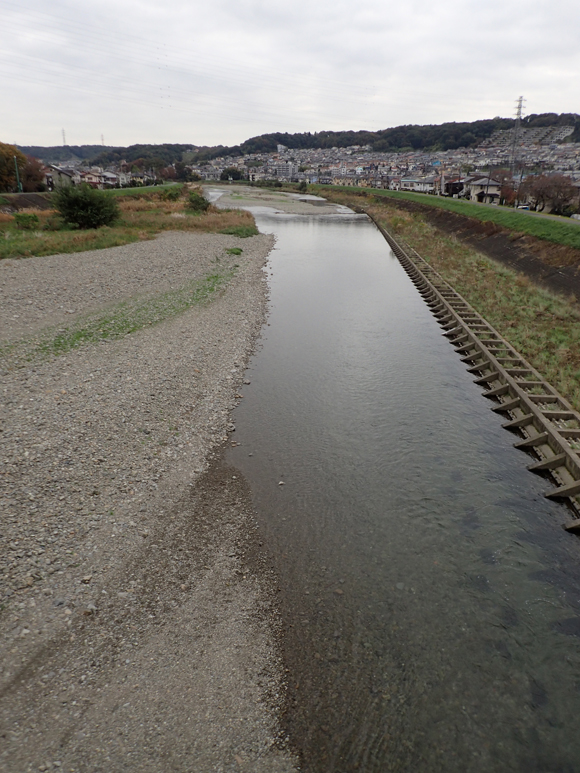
top-left (0, 231), bottom-right (297, 772)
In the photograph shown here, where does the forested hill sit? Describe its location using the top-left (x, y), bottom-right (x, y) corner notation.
top-left (17, 143), bottom-right (197, 167)
top-left (192, 113), bottom-right (580, 161)
top-left (18, 145), bottom-right (116, 163)
top-left (18, 113), bottom-right (580, 167)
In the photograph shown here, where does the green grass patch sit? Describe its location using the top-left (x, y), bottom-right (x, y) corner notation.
top-left (226, 247), bottom-right (243, 255)
top-left (219, 224), bottom-right (259, 238)
top-left (105, 183), bottom-right (181, 197)
top-left (1, 268), bottom-right (235, 366)
top-left (316, 185), bottom-right (580, 250)
top-left (0, 226), bottom-right (142, 259)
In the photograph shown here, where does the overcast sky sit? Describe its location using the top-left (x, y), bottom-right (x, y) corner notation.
top-left (2, 0), bottom-right (579, 148)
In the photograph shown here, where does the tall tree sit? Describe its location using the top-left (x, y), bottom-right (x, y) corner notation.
top-left (520, 174), bottom-right (576, 214)
top-left (0, 142), bottom-right (27, 192)
top-left (21, 155), bottom-right (46, 192)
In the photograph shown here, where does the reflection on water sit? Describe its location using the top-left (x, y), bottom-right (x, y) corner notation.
top-left (227, 212), bottom-right (580, 772)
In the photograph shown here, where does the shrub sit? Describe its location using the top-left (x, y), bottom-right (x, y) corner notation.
top-left (54, 184), bottom-right (120, 229)
top-left (187, 191), bottom-right (210, 212)
top-left (43, 214), bottom-right (67, 231)
top-left (159, 186), bottom-right (182, 201)
top-left (13, 212), bottom-right (40, 230)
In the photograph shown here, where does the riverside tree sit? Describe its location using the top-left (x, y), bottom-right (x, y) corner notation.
top-left (0, 142), bottom-right (27, 192)
top-left (521, 174), bottom-right (577, 214)
top-left (220, 167), bottom-right (243, 180)
top-left (21, 156), bottom-right (46, 192)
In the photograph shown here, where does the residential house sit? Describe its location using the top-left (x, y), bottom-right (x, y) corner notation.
top-left (400, 177), bottom-right (437, 194)
top-left (464, 177), bottom-right (502, 204)
top-left (44, 165), bottom-right (81, 190)
top-left (81, 170), bottom-right (105, 188)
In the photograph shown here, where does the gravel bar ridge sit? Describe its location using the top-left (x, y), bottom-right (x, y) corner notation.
top-left (0, 231), bottom-right (298, 772)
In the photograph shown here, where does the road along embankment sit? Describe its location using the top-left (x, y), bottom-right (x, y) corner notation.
top-left (0, 231), bottom-right (298, 772)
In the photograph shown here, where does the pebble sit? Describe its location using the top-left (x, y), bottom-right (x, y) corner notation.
top-left (0, 223), bottom-right (297, 773)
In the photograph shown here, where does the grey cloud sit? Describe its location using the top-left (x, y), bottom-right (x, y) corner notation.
top-left (2, 0), bottom-right (579, 146)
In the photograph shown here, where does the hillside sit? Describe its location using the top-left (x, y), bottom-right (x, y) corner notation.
top-left (17, 112), bottom-right (580, 167)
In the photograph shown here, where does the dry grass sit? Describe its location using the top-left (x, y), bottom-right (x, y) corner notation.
top-left (325, 190), bottom-right (580, 412)
top-left (0, 193), bottom-right (256, 260)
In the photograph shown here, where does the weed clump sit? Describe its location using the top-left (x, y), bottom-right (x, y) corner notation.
top-left (220, 225), bottom-right (258, 238)
top-left (187, 191), bottom-right (210, 213)
top-left (54, 184), bottom-right (120, 229)
top-left (159, 186), bottom-right (182, 201)
top-left (13, 213), bottom-right (40, 230)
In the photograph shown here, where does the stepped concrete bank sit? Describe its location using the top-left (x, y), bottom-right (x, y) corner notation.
top-left (375, 220), bottom-right (580, 527)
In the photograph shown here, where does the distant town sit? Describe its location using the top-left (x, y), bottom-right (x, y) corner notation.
top-left (12, 120), bottom-right (580, 211)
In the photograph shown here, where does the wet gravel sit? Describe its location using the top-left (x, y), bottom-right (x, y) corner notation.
top-left (0, 231), bottom-right (298, 772)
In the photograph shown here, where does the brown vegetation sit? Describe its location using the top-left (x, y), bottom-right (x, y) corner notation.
top-left (0, 188), bottom-right (256, 260)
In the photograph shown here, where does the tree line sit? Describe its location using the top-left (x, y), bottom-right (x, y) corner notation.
top-left (12, 112), bottom-right (580, 177)
top-left (190, 113), bottom-right (580, 162)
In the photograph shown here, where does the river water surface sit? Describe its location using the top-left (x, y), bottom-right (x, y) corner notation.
top-left (216, 190), bottom-right (580, 772)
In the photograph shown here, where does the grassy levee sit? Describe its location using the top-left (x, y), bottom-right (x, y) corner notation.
top-left (314, 184), bottom-right (580, 250)
top-left (0, 186), bottom-right (256, 260)
top-left (318, 187), bottom-right (580, 413)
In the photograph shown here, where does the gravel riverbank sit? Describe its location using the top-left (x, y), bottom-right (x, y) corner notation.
top-left (0, 231), bottom-right (298, 772)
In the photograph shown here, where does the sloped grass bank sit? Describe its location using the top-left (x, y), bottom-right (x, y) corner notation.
top-left (322, 189), bottom-right (580, 412)
top-left (315, 185), bottom-right (580, 251)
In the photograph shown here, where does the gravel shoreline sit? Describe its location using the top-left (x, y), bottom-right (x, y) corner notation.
top-left (0, 231), bottom-right (298, 772)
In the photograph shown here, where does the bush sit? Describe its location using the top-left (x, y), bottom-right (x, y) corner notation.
top-left (187, 191), bottom-right (210, 212)
top-left (159, 186), bottom-right (182, 201)
top-left (54, 184), bottom-right (120, 229)
top-left (13, 212), bottom-right (40, 230)
top-left (43, 214), bottom-right (67, 231)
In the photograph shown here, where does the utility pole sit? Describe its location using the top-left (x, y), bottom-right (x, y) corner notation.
top-left (485, 164), bottom-right (491, 203)
top-left (13, 156), bottom-right (23, 192)
top-left (509, 96), bottom-right (525, 178)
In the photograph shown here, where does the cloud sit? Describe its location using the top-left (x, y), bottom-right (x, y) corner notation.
top-left (2, 0), bottom-right (579, 146)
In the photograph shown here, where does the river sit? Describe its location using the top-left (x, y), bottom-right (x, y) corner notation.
top-left (212, 188), bottom-right (580, 772)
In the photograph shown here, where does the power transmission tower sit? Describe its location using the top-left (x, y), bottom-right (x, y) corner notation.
top-left (101, 134), bottom-right (105, 146)
top-left (62, 128), bottom-right (67, 146)
top-left (509, 96), bottom-right (525, 177)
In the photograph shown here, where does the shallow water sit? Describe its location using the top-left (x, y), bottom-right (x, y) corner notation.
top-left (226, 208), bottom-right (580, 772)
